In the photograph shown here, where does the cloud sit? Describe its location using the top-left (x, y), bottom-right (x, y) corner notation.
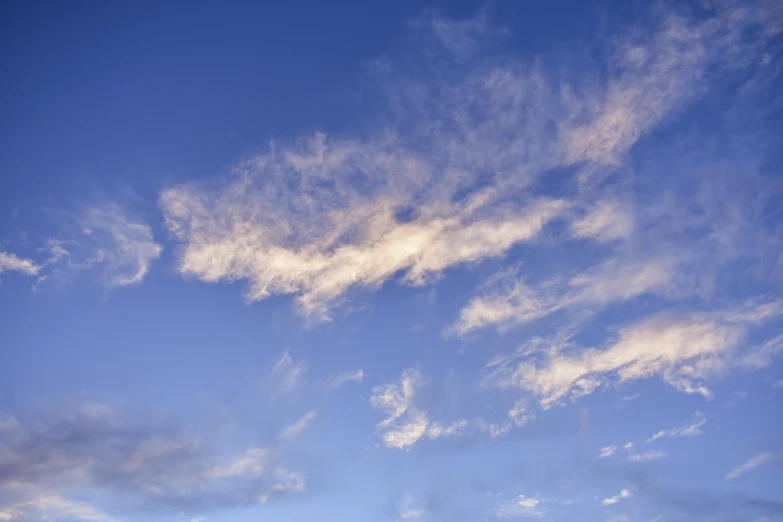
top-left (0, 404), bottom-right (306, 517)
top-left (34, 204), bottom-right (162, 289)
top-left (599, 446), bottom-right (617, 458)
top-left (0, 495), bottom-right (117, 522)
top-left (157, 2), bottom-right (783, 319)
top-left (0, 251), bottom-right (41, 277)
top-left (444, 1), bottom-right (783, 337)
top-left (602, 489), bottom-right (632, 506)
top-left (162, 168), bottom-right (564, 318)
top-left (326, 369), bottom-right (365, 390)
top-left (740, 334), bottom-right (783, 370)
top-left (75, 204), bottom-right (163, 288)
top-left (396, 493), bottom-right (430, 521)
top-left (570, 200), bottom-right (633, 243)
top-left (279, 411), bottom-right (316, 441)
top-left (726, 453), bottom-right (782, 481)
top-left (484, 300), bottom-right (783, 408)
top-left (628, 450), bottom-right (666, 463)
top-left (370, 368), bottom-right (424, 430)
top-left (270, 350), bottom-right (307, 395)
top-left (369, 369), bottom-right (470, 449)
top-left (646, 412), bottom-right (706, 443)
top-left (450, 255), bottom-right (677, 336)
top-left (496, 494), bottom-right (543, 519)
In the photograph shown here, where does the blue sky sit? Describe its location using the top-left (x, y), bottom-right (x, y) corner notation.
top-left (1, 1), bottom-right (782, 521)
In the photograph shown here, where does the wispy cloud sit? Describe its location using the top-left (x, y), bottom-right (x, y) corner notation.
top-left (0, 494), bottom-right (118, 522)
top-left (279, 410), bottom-right (316, 440)
top-left (726, 453), bottom-right (782, 481)
top-left (496, 494), bottom-right (544, 519)
top-left (0, 250), bottom-right (41, 277)
top-left (628, 450), bottom-right (666, 463)
top-left (483, 300), bottom-right (783, 408)
top-left (0, 404), bottom-right (307, 516)
top-left (396, 493), bottom-right (430, 521)
top-left (78, 204), bottom-right (163, 287)
top-left (646, 412), bottom-right (706, 443)
top-left (32, 203), bottom-right (162, 289)
top-left (326, 369), bottom-right (365, 390)
top-left (369, 369), bottom-right (469, 449)
top-left (270, 350), bottom-right (307, 395)
top-left (599, 445), bottom-right (617, 458)
top-left (602, 489), bottom-right (632, 506)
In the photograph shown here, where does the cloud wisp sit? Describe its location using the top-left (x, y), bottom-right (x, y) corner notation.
top-left (646, 412), bottom-right (707, 443)
top-left (0, 404), bottom-right (309, 520)
top-left (0, 251), bottom-right (41, 277)
top-left (155, 2), bottom-right (783, 322)
top-left (369, 369), bottom-right (469, 449)
top-left (484, 300), bottom-right (783, 409)
top-left (602, 489), bottom-right (632, 506)
top-left (726, 452), bottom-right (782, 481)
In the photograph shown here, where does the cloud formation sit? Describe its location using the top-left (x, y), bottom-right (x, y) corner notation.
top-left (326, 369), bottom-right (365, 390)
top-left (484, 300), bottom-right (783, 408)
top-left (279, 410), bottom-right (316, 441)
top-left (602, 489), bottom-right (632, 506)
top-left (0, 404), bottom-right (306, 519)
top-left (646, 412), bottom-right (706, 443)
top-left (726, 453), bottom-right (782, 481)
top-left (77, 205), bottom-right (163, 287)
top-left (155, 2), bottom-right (782, 321)
top-left (28, 204), bottom-right (163, 290)
top-left (496, 494), bottom-right (543, 519)
top-left (369, 369), bottom-right (468, 449)
top-left (0, 252), bottom-right (41, 277)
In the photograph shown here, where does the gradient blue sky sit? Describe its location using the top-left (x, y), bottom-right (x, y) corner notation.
top-left (1, 1), bottom-right (782, 521)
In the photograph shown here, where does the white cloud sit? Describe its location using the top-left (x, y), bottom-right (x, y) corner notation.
top-left (602, 489), bottom-right (632, 506)
top-left (508, 400), bottom-right (533, 428)
top-left (451, 255), bottom-right (677, 336)
top-left (271, 350), bottom-right (307, 394)
top-left (599, 445), bottom-right (617, 458)
top-left (327, 369), bottom-right (365, 390)
top-left (496, 494), bottom-right (544, 519)
top-left (36, 204), bottom-right (162, 289)
top-left (370, 369), bottom-right (470, 449)
top-left (79, 204), bottom-right (163, 287)
top-left (426, 419), bottom-right (469, 439)
top-left (397, 494), bottom-right (429, 521)
top-left (208, 447), bottom-right (271, 479)
top-left (162, 170), bottom-right (564, 319)
top-left (628, 450), bottom-right (666, 463)
top-left (370, 368), bottom-right (424, 430)
top-left (0, 507), bottom-right (23, 521)
top-left (0, 495), bottom-right (117, 522)
top-left (571, 200), bottom-right (633, 242)
top-left (382, 411), bottom-right (430, 450)
top-left (484, 300), bottom-right (783, 408)
top-left (280, 410), bottom-right (316, 440)
top-left (726, 452), bottom-right (781, 480)
top-left (0, 251), bottom-right (41, 276)
top-left (740, 333), bottom-right (783, 370)
top-left (155, 2), bottom-right (778, 325)
top-left (646, 412), bottom-right (706, 443)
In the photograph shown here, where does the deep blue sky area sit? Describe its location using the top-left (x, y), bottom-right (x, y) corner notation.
top-left (1, 1), bottom-right (781, 522)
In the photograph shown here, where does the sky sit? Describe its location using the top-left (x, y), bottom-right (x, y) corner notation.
top-left (1, 1), bottom-right (782, 521)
